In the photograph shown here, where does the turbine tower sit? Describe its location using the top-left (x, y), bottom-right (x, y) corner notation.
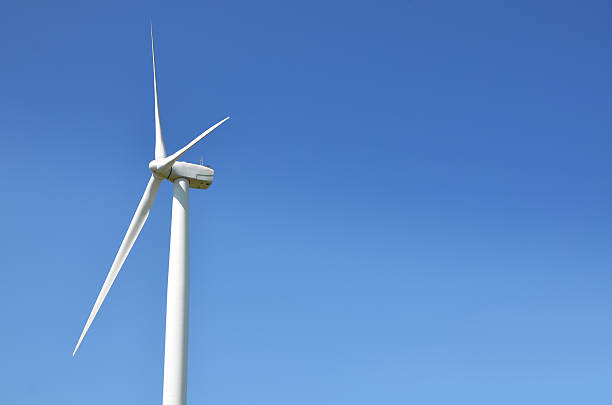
top-left (73, 26), bottom-right (229, 405)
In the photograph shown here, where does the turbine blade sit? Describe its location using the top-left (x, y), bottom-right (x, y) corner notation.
top-left (159, 117), bottom-right (229, 171)
top-left (152, 24), bottom-right (166, 159)
top-left (73, 175), bottom-right (162, 356)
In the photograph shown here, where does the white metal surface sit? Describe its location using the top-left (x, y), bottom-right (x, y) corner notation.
top-left (163, 178), bottom-right (190, 405)
top-left (73, 26), bottom-right (230, 405)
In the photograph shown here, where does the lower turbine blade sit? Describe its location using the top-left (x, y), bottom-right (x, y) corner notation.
top-left (73, 175), bottom-right (162, 356)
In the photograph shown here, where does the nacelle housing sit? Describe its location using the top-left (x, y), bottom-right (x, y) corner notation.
top-left (168, 161), bottom-right (214, 190)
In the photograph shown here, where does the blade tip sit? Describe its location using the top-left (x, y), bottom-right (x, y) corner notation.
top-left (73, 333), bottom-right (85, 356)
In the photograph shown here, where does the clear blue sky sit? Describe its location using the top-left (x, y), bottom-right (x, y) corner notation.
top-left (1, 1), bottom-right (611, 404)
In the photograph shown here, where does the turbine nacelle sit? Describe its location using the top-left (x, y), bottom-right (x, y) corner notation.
top-left (150, 159), bottom-right (215, 190)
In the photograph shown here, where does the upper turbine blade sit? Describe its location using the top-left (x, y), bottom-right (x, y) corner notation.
top-left (151, 24), bottom-right (166, 159)
top-left (159, 117), bottom-right (230, 171)
top-left (73, 175), bottom-right (162, 356)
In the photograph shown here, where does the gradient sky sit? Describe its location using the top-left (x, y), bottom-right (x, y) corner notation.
top-left (1, 1), bottom-right (611, 404)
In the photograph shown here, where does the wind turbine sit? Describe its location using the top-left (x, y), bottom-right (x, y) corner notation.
top-left (73, 26), bottom-right (229, 405)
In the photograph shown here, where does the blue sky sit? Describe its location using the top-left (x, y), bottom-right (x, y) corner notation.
top-left (1, 1), bottom-right (611, 404)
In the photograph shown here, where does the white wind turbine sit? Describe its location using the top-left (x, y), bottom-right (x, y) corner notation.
top-left (73, 26), bottom-right (229, 405)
